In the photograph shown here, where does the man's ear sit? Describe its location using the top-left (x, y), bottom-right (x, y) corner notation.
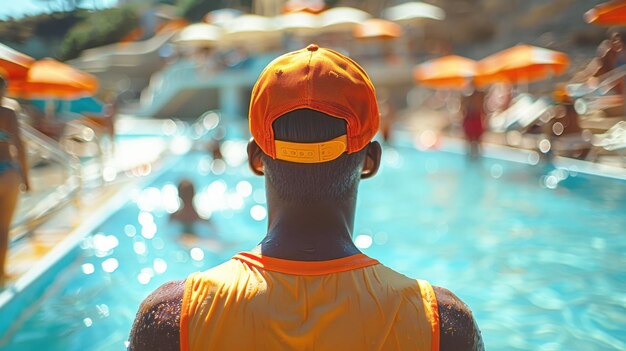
top-left (247, 138), bottom-right (265, 176)
top-left (361, 141), bottom-right (381, 179)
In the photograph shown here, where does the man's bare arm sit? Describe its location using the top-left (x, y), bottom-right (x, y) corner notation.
top-left (128, 280), bottom-right (185, 351)
top-left (433, 286), bottom-right (485, 351)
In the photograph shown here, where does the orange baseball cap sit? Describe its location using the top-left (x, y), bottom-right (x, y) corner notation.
top-left (249, 44), bottom-right (379, 163)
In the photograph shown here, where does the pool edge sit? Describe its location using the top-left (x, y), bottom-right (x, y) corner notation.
top-left (394, 130), bottom-right (626, 181)
top-left (0, 156), bottom-right (179, 342)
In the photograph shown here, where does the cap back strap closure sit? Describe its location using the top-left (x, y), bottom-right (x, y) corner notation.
top-left (274, 135), bottom-right (347, 163)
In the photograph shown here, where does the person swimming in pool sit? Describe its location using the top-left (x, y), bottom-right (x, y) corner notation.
top-left (129, 45), bottom-right (483, 351)
top-left (169, 179), bottom-right (202, 233)
top-left (0, 75), bottom-right (30, 284)
top-left (169, 179), bottom-right (216, 239)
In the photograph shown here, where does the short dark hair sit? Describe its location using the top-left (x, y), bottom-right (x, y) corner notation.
top-left (262, 109), bottom-right (367, 204)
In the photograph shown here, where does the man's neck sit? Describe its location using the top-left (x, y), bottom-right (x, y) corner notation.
top-left (254, 197), bottom-right (361, 261)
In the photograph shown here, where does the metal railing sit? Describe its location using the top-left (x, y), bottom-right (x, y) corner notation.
top-left (10, 122), bottom-right (82, 244)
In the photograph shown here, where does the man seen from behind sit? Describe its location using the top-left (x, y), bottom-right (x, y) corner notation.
top-left (129, 44), bottom-right (484, 351)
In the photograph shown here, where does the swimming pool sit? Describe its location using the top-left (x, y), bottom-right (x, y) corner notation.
top-left (2, 139), bottom-right (625, 351)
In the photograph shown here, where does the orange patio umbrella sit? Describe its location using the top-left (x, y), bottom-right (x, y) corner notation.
top-left (584, 0), bottom-right (626, 26)
top-left (8, 58), bottom-right (99, 100)
top-left (413, 55), bottom-right (478, 90)
top-left (354, 19), bottom-right (403, 40)
top-left (0, 43), bottom-right (35, 81)
top-left (476, 45), bottom-right (569, 86)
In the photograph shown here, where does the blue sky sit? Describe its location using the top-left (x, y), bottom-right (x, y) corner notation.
top-left (0, 0), bottom-right (119, 19)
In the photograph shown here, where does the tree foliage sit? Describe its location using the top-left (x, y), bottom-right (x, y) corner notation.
top-left (0, 11), bottom-right (84, 44)
top-left (58, 6), bottom-right (139, 60)
top-left (176, 0), bottom-right (337, 21)
top-left (176, 0), bottom-right (226, 21)
top-left (36, 0), bottom-right (83, 13)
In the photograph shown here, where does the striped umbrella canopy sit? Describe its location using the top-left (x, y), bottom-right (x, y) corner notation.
top-left (585, 0), bottom-right (626, 26)
top-left (476, 45), bottom-right (569, 85)
top-left (354, 19), bottom-right (403, 40)
top-left (382, 2), bottom-right (445, 25)
top-left (319, 7), bottom-right (372, 33)
top-left (413, 55), bottom-right (478, 90)
top-left (173, 23), bottom-right (223, 47)
top-left (0, 43), bottom-right (35, 81)
top-left (203, 8), bottom-right (243, 26)
top-left (222, 15), bottom-right (281, 43)
top-left (8, 58), bottom-right (99, 100)
top-left (277, 11), bottom-right (321, 35)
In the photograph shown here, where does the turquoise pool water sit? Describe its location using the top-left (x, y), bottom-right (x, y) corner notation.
top-left (2, 141), bottom-right (626, 351)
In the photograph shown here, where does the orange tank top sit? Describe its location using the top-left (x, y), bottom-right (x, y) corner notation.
top-left (180, 252), bottom-right (440, 351)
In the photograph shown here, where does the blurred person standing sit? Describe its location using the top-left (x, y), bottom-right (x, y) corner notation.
top-left (0, 76), bottom-right (30, 284)
top-left (103, 92), bottom-right (118, 156)
top-left (105, 92), bottom-right (118, 140)
top-left (377, 88), bottom-right (397, 144)
top-left (462, 86), bottom-right (486, 159)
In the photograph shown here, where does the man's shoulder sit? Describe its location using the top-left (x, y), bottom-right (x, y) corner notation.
top-left (433, 286), bottom-right (484, 351)
top-left (141, 279), bottom-right (186, 309)
top-left (356, 265), bottom-right (484, 350)
top-left (128, 280), bottom-right (185, 351)
top-left (128, 259), bottom-right (249, 350)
